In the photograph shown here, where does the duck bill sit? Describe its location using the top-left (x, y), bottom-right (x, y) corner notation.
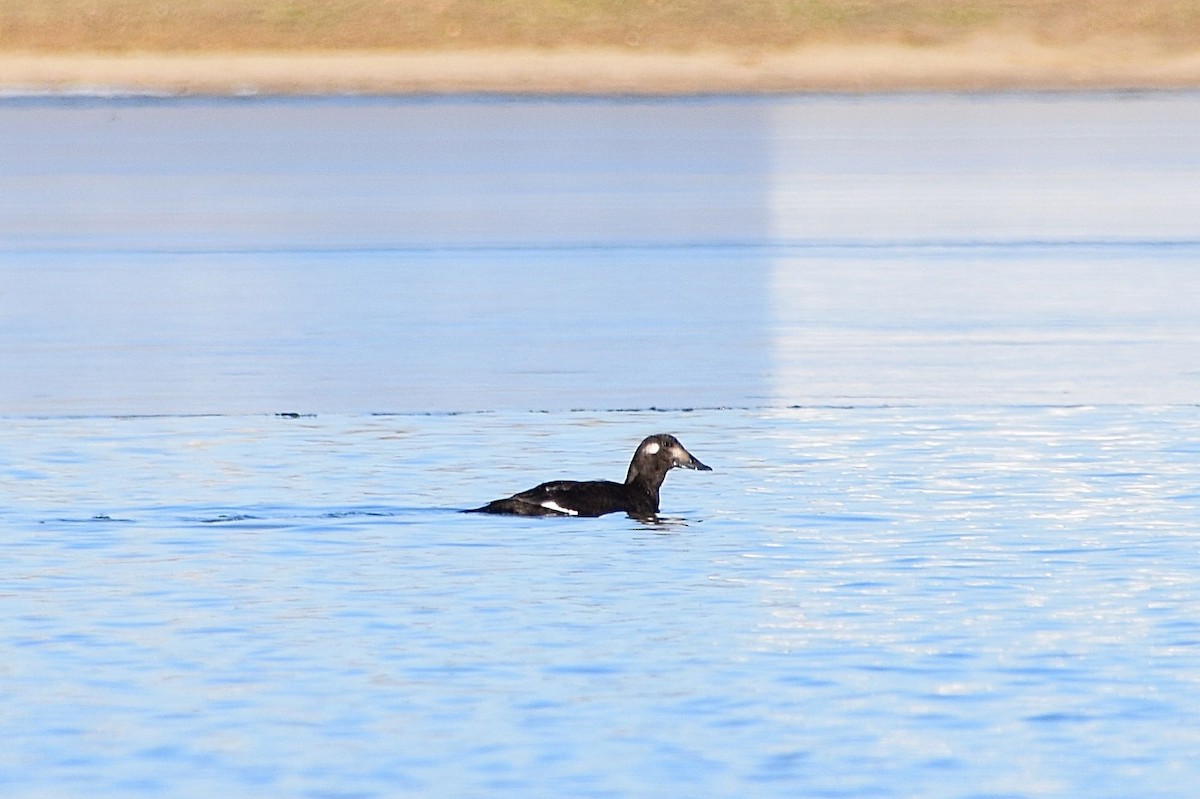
top-left (677, 451), bottom-right (712, 471)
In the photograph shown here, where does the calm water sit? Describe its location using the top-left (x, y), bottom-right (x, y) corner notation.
top-left (2, 93), bottom-right (1200, 798)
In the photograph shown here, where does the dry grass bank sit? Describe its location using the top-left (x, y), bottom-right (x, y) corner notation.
top-left (3, 1), bottom-right (1200, 92)
top-left (4, 0), bottom-right (1200, 52)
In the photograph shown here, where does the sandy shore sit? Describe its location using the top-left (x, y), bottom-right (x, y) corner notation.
top-left (4, 37), bottom-right (1200, 94)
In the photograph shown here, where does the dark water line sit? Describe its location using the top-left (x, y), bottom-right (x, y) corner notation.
top-left (4, 87), bottom-right (1200, 105)
top-left (4, 402), bottom-right (1197, 423)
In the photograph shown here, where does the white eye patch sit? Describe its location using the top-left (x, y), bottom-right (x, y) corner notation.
top-left (642, 442), bottom-right (661, 455)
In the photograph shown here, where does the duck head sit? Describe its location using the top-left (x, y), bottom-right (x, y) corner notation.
top-left (625, 433), bottom-right (711, 486)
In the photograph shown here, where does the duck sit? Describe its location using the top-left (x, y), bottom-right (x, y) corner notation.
top-left (466, 434), bottom-right (711, 518)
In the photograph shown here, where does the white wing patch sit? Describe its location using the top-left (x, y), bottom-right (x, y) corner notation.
top-left (642, 441), bottom-right (661, 455)
top-left (540, 499), bottom-right (579, 516)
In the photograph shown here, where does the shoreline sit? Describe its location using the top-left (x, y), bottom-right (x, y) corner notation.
top-left (5, 37), bottom-right (1200, 95)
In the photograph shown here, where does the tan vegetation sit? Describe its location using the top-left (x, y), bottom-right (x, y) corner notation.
top-left (3, 2), bottom-right (1199, 92)
top-left (3, 0), bottom-right (1199, 53)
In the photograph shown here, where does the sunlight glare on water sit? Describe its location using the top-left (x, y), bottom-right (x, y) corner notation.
top-left (3, 406), bottom-right (1199, 798)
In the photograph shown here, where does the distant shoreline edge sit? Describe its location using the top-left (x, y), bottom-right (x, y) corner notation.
top-left (4, 38), bottom-right (1200, 96)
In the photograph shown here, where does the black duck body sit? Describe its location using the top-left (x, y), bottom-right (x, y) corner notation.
top-left (467, 434), bottom-right (711, 518)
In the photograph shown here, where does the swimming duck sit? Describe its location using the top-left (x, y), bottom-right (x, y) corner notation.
top-left (467, 434), bottom-right (711, 518)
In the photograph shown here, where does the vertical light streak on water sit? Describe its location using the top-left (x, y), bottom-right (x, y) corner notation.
top-left (767, 257), bottom-right (1200, 406)
top-left (766, 94), bottom-right (1200, 245)
top-left (765, 94), bottom-right (1200, 411)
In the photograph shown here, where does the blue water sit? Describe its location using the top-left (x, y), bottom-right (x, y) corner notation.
top-left (2, 93), bottom-right (1200, 798)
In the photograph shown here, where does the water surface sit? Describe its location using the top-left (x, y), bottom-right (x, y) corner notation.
top-left (2, 93), bottom-right (1199, 798)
